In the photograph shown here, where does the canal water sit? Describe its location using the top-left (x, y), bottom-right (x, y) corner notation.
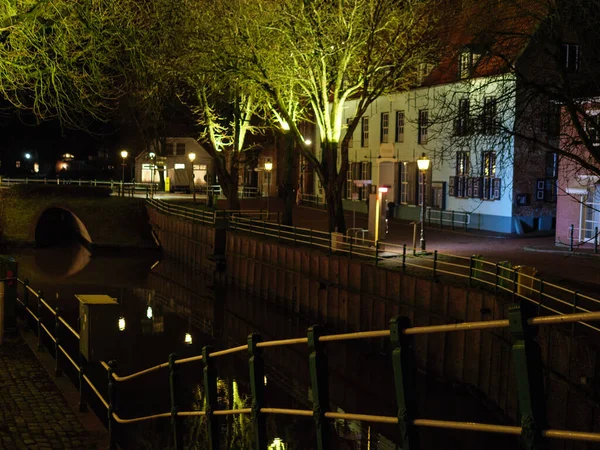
top-left (11, 242), bottom-right (517, 450)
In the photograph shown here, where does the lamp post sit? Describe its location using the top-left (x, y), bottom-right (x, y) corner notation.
top-left (120, 150), bottom-right (128, 197)
top-left (264, 158), bottom-right (273, 214)
top-left (417, 153), bottom-right (430, 251)
top-left (149, 152), bottom-right (156, 198)
top-left (188, 152), bottom-right (196, 203)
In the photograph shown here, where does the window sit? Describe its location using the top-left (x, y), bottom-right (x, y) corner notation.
top-left (455, 151), bottom-right (470, 198)
top-left (546, 152), bottom-right (558, 178)
top-left (346, 162), bottom-right (361, 199)
top-left (458, 48), bottom-right (481, 79)
top-left (455, 98), bottom-right (470, 136)
top-left (380, 112), bottom-right (389, 143)
top-left (561, 44), bottom-right (580, 72)
top-left (418, 63), bottom-right (434, 84)
top-left (346, 118), bottom-right (353, 148)
top-left (360, 161), bottom-right (371, 200)
top-left (400, 162), bottom-right (417, 205)
top-left (361, 117), bottom-right (369, 147)
top-left (481, 97), bottom-right (497, 135)
top-left (15, 160), bottom-right (20, 168)
top-left (418, 110), bottom-right (428, 144)
top-left (481, 151), bottom-right (497, 200)
top-left (166, 143), bottom-right (174, 155)
top-left (542, 102), bottom-right (561, 137)
top-left (395, 111), bottom-right (405, 142)
top-left (176, 143), bottom-right (186, 155)
top-left (585, 114), bottom-right (600, 146)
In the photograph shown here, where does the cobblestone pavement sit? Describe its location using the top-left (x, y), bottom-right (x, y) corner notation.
top-left (0, 336), bottom-right (96, 450)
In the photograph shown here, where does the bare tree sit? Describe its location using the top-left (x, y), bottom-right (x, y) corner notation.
top-left (0, 0), bottom-right (151, 128)
top-left (194, 0), bottom-right (441, 232)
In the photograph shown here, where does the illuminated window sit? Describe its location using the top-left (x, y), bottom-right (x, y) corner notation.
top-left (34, 163), bottom-right (39, 173)
top-left (458, 48), bottom-right (481, 79)
top-left (481, 151), bottom-right (497, 200)
top-left (15, 160), bottom-right (20, 168)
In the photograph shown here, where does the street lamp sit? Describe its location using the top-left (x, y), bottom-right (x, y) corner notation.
top-left (148, 152), bottom-right (156, 198)
top-left (188, 152), bottom-right (196, 203)
top-left (120, 150), bottom-right (128, 197)
top-left (264, 158), bottom-right (273, 213)
top-left (417, 153), bottom-right (430, 251)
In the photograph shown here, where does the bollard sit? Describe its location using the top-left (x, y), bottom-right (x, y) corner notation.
top-left (169, 353), bottom-right (183, 450)
top-left (37, 290), bottom-right (44, 351)
top-left (203, 346), bottom-right (219, 450)
top-left (390, 317), bottom-right (419, 450)
top-left (308, 325), bottom-right (330, 450)
top-left (569, 224), bottom-right (574, 252)
top-left (248, 334), bottom-right (267, 450)
top-left (107, 360), bottom-right (118, 450)
top-left (508, 303), bottom-right (547, 450)
top-left (78, 353), bottom-right (88, 412)
top-left (54, 308), bottom-right (62, 377)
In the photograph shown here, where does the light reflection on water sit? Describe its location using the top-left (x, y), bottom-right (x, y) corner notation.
top-left (11, 244), bottom-right (517, 450)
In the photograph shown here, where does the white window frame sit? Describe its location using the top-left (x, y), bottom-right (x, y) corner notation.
top-left (361, 117), bottom-right (369, 147)
top-left (381, 112), bottom-right (389, 143)
top-left (396, 111), bottom-right (405, 142)
top-left (418, 110), bottom-right (428, 144)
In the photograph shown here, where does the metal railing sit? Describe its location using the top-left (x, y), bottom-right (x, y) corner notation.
top-left (426, 207), bottom-right (470, 230)
top-left (11, 276), bottom-right (600, 449)
top-left (147, 200), bottom-right (600, 335)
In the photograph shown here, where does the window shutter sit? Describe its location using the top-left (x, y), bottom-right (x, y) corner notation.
top-left (493, 178), bottom-right (501, 200)
top-left (449, 176), bottom-right (456, 196)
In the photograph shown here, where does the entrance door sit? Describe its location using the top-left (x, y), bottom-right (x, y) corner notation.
top-left (379, 161), bottom-right (395, 202)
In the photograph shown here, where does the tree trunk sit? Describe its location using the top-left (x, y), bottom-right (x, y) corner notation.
top-left (223, 159), bottom-right (240, 210)
top-left (282, 131), bottom-right (295, 226)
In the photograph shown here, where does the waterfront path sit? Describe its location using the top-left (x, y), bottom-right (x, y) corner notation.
top-left (0, 335), bottom-right (100, 450)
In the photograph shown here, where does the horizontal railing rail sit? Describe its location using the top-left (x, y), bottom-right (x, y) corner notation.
top-left (426, 206), bottom-right (470, 229)
top-left (10, 275), bottom-right (600, 449)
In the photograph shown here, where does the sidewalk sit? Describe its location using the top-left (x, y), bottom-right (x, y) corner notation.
top-left (0, 334), bottom-right (100, 449)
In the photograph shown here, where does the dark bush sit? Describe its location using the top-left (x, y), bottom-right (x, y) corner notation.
top-left (8, 184), bottom-right (112, 198)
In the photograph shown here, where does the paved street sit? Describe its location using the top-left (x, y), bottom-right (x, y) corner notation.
top-left (0, 336), bottom-right (98, 449)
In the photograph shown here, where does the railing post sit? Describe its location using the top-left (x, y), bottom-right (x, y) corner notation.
top-left (375, 240), bottom-right (379, 266)
top-left (78, 353), bottom-right (88, 412)
top-left (248, 334), bottom-right (267, 450)
top-left (572, 291), bottom-right (579, 336)
top-left (402, 244), bottom-right (406, 272)
top-left (569, 224), bottom-right (574, 252)
top-left (308, 325), bottom-right (330, 450)
top-left (432, 250), bottom-right (438, 280)
top-left (107, 360), bottom-right (118, 450)
top-left (203, 346), bottom-right (219, 450)
top-left (169, 353), bottom-right (183, 450)
top-left (508, 303), bottom-right (547, 450)
top-left (390, 317), bottom-right (419, 450)
top-left (595, 227), bottom-right (598, 254)
top-left (37, 290), bottom-right (44, 351)
top-left (54, 307), bottom-right (62, 377)
top-left (451, 210), bottom-right (455, 230)
top-left (513, 269), bottom-right (518, 303)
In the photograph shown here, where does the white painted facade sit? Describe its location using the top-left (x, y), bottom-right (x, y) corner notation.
top-left (312, 74), bottom-right (520, 232)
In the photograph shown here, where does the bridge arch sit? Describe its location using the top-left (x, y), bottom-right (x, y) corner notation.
top-left (34, 206), bottom-right (93, 248)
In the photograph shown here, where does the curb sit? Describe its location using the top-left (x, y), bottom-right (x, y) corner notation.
top-left (523, 246), bottom-right (600, 259)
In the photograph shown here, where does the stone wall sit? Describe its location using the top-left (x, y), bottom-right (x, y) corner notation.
top-left (147, 206), bottom-right (600, 447)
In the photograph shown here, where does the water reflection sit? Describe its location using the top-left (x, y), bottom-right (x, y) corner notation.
top-left (11, 248), bottom-right (518, 450)
top-left (34, 241), bottom-right (91, 278)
